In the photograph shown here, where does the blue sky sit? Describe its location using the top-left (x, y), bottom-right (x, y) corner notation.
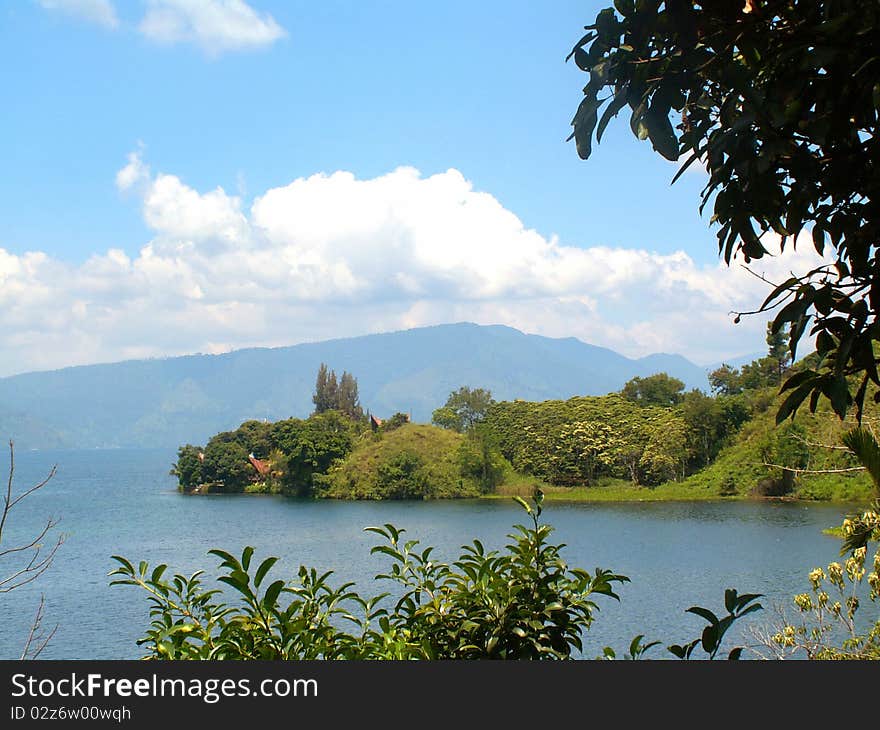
top-left (0, 1), bottom-right (824, 375)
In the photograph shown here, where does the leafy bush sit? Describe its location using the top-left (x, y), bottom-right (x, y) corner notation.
top-left (110, 494), bottom-right (628, 659)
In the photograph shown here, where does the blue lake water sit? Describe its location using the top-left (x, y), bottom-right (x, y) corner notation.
top-left (0, 448), bottom-right (866, 660)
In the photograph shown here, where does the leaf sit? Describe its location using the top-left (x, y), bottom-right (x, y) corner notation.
top-left (645, 108), bottom-right (679, 161)
top-left (569, 94), bottom-right (602, 160)
top-left (686, 606), bottom-right (719, 625)
top-left (512, 496), bottom-right (533, 515)
top-left (630, 102), bottom-right (649, 140)
top-left (597, 88), bottom-right (628, 143)
top-left (779, 369), bottom-right (818, 394)
top-left (724, 588), bottom-right (737, 613)
top-left (262, 579), bottom-right (286, 609)
top-left (670, 151), bottom-right (703, 185)
top-left (701, 624), bottom-right (719, 654)
top-left (254, 556), bottom-right (279, 589)
top-left (828, 375), bottom-right (851, 419)
top-left (727, 647), bottom-right (744, 660)
top-left (241, 546), bottom-right (254, 572)
top-left (150, 564), bottom-right (168, 585)
top-left (208, 549), bottom-right (237, 568)
top-left (565, 32), bottom-right (596, 62)
top-left (775, 383), bottom-right (814, 424)
top-left (574, 47), bottom-right (591, 72)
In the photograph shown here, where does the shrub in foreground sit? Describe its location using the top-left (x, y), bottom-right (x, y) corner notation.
top-left (110, 493), bottom-right (627, 659)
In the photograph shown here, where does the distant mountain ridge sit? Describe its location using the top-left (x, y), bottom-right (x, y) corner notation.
top-left (0, 323), bottom-right (712, 449)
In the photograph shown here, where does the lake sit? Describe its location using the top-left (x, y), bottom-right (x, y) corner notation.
top-left (0, 447), bottom-right (865, 660)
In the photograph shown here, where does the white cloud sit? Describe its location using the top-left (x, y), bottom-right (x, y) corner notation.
top-left (139, 0), bottom-right (286, 55)
top-left (0, 156), bottom-right (833, 376)
top-left (115, 149), bottom-right (150, 192)
top-left (36, 0), bottom-right (119, 28)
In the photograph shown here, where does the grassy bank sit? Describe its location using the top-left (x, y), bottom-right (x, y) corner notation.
top-left (486, 476), bottom-right (874, 505)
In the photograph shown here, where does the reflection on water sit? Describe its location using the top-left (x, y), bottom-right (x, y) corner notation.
top-left (0, 448), bottom-right (865, 659)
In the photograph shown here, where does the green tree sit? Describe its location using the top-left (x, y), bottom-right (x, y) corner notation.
top-left (640, 415), bottom-right (688, 484)
top-left (312, 363), bottom-right (337, 415)
top-left (335, 371), bottom-right (364, 421)
top-left (567, 0), bottom-right (880, 422)
top-left (457, 425), bottom-right (508, 494)
top-left (170, 444), bottom-right (204, 490)
top-left (201, 439), bottom-right (251, 492)
top-left (376, 451), bottom-right (428, 499)
top-left (313, 364), bottom-right (363, 421)
top-left (709, 364), bottom-right (743, 397)
top-left (621, 373), bottom-right (685, 407)
top-left (739, 357), bottom-right (782, 392)
top-left (432, 387), bottom-right (494, 433)
top-left (269, 417), bottom-right (305, 454)
top-left (234, 420), bottom-right (273, 459)
top-left (287, 411), bottom-right (357, 496)
top-left (380, 412), bottom-right (410, 433)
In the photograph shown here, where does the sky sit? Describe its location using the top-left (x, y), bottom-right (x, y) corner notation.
top-left (0, 0), bottom-right (827, 377)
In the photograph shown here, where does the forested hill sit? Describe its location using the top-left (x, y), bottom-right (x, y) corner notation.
top-left (0, 322), bottom-right (710, 449)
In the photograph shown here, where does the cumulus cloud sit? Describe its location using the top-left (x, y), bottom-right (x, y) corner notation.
top-left (36, 0), bottom-right (119, 28)
top-left (36, 0), bottom-right (286, 55)
top-left (139, 0), bottom-right (286, 55)
top-left (0, 155), bottom-right (832, 376)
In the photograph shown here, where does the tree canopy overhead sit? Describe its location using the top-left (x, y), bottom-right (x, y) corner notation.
top-left (567, 0), bottom-right (880, 422)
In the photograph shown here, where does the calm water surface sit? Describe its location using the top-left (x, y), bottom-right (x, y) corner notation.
top-left (0, 448), bottom-right (862, 659)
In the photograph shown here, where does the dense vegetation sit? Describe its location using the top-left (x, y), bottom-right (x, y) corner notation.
top-left (318, 424), bottom-right (485, 500)
top-left (174, 330), bottom-right (879, 503)
top-left (568, 0), bottom-right (880, 424)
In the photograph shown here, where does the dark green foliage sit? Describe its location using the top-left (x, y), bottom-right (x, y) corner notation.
top-left (602, 588), bottom-right (761, 660)
top-left (379, 412), bottom-right (410, 433)
top-left (312, 363), bottom-right (335, 415)
top-left (170, 444), bottom-right (203, 491)
top-left (313, 363), bottom-right (363, 420)
top-left (766, 322), bottom-right (790, 383)
top-left (710, 322), bottom-right (793, 395)
top-left (457, 426), bottom-right (508, 494)
top-left (269, 417), bottom-right (305, 455)
top-left (432, 387), bottom-right (494, 433)
top-left (740, 357), bottom-right (785, 392)
top-left (841, 428), bottom-right (880, 497)
top-left (667, 589), bottom-right (763, 660)
top-left (679, 389), bottom-right (750, 469)
top-left (233, 420), bottom-right (273, 459)
top-left (201, 440), bottom-right (251, 492)
top-left (375, 451), bottom-right (428, 500)
top-left (110, 495), bottom-right (629, 659)
top-left (172, 412), bottom-right (361, 495)
top-left (568, 1), bottom-right (880, 423)
top-left (336, 371), bottom-right (364, 421)
top-left (709, 364), bottom-right (743, 396)
top-left (286, 411), bottom-right (358, 496)
top-left (621, 373), bottom-right (685, 407)
top-left (719, 475), bottom-right (738, 497)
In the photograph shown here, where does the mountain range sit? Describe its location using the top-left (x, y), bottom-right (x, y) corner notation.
top-left (0, 322), bottom-right (716, 449)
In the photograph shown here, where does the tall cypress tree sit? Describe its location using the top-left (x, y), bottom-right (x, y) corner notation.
top-left (336, 371), bottom-right (363, 420)
top-left (313, 364), bottom-right (363, 419)
top-left (313, 363), bottom-right (337, 414)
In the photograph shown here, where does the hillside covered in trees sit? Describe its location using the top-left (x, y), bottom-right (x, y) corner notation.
top-left (172, 328), bottom-right (876, 503)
